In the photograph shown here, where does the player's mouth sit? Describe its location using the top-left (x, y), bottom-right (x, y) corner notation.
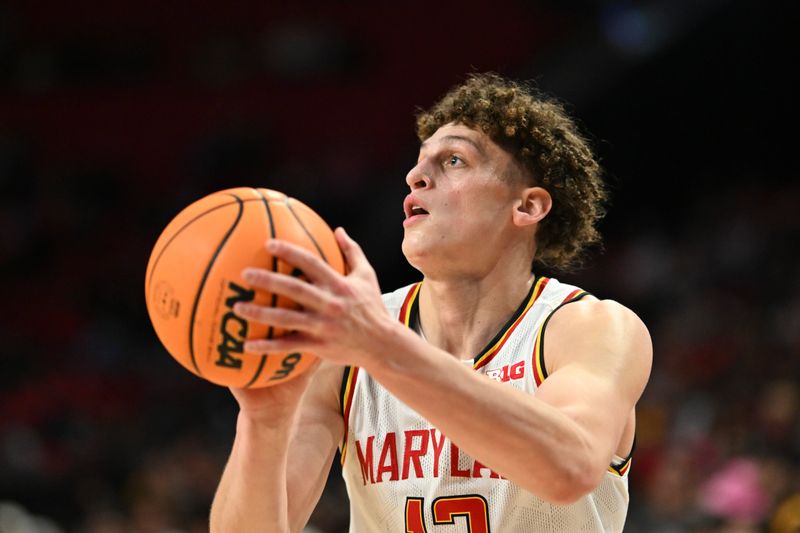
top-left (403, 194), bottom-right (429, 227)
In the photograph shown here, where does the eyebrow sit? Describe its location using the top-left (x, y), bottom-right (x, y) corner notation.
top-left (420, 134), bottom-right (485, 156)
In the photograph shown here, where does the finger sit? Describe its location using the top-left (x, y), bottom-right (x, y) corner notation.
top-left (241, 268), bottom-right (339, 312)
top-left (233, 303), bottom-right (318, 331)
top-left (335, 227), bottom-right (370, 275)
top-left (244, 333), bottom-right (320, 354)
top-left (266, 239), bottom-right (342, 287)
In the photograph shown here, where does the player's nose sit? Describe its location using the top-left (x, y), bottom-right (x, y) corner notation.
top-left (405, 162), bottom-right (431, 190)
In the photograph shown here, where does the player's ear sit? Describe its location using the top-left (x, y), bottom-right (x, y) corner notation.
top-left (512, 187), bottom-right (552, 227)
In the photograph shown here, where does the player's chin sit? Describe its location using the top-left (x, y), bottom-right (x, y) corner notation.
top-left (403, 238), bottom-right (443, 274)
top-left (400, 236), bottom-right (425, 268)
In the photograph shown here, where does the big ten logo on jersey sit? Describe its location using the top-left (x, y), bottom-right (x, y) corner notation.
top-left (486, 360), bottom-right (524, 382)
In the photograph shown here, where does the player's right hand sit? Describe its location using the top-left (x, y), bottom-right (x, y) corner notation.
top-left (228, 358), bottom-right (321, 426)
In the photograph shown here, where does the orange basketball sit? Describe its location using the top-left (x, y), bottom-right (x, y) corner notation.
top-left (144, 187), bottom-right (344, 388)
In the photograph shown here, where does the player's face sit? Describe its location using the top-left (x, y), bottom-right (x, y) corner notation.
top-left (401, 123), bottom-right (530, 277)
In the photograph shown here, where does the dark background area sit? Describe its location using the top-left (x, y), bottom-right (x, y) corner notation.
top-left (1, 1), bottom-right (798, 532)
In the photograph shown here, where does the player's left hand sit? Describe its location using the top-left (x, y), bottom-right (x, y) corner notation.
top-left (233, 227), bottom-right (398, 368)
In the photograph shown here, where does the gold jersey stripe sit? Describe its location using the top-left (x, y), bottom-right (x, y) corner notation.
top-left (608, 457), bottom-right (632, 477)
top-left (473, 276), bottom-right (549, 370)
top-left (339, 366), bottom-right (360, 464)
top-left (533, 289), bottom-right (589, 386)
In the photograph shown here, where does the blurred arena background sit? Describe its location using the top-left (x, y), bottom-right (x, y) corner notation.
top-left (1, 0), bottom-right (797, 531)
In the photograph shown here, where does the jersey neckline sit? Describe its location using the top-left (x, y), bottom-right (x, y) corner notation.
top-left (398, 276), bottom-right (550, 370)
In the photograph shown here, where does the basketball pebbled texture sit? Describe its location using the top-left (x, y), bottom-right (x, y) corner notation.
top-left (145, 187), bottom-right (345, 388)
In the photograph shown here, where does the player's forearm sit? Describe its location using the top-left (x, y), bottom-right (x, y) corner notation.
top-left (210, 413), bottom-right (293, 533)
top-left (367, 325), bottom-right (599, 504)
top-left (286, 424), bottom-right (341, 532)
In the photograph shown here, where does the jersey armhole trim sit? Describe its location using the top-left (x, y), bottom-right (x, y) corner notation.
top-left (532, 289), bottom-right (591, 386)
top-left (608, 436), bottom-right (636, 476)
top-left (339, 365), bottom-right (360, 463)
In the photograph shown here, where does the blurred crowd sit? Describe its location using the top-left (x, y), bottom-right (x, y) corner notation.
top-left (1, 1), bottom-right (797, 532)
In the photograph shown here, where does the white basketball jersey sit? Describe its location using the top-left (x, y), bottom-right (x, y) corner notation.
top-left (339, 277), bottom-right (632, 532)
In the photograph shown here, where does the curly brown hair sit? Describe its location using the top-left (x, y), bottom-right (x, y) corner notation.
top-left (416, 72), bottom-right (607, 271)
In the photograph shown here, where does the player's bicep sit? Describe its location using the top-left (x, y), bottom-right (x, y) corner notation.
top-left (534, 300), bottom-right (652, 465)
top-left (535, 364), bottom-right (629, 461)
top-left (286, 361), bottom-right (345, 532)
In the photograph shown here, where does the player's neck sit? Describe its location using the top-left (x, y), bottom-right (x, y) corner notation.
top-left (418, 262), bottom-right (535, 361)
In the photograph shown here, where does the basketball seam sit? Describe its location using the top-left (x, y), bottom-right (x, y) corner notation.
top-left (188, 193), bottom-right (244, 376)
top-left (242, 188), bottom-right (278, 388)
top-left (146, 200), bottom-right (237, 296)
top-left (146, 197), bottom-right (279, 296)
top-left (285, 197), bottom-right (329, 262)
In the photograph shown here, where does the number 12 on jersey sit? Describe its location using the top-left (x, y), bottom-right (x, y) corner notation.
top-left (405, 495), bottom-right (490, 532)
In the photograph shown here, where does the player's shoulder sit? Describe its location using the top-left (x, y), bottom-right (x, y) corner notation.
top-left (539, 277), bottom-right (649, 346)
top-left (542, 295), bottom-right (652, 381)
top-left (538, 276), bottom-right (637, 324)
top-left (548, 295), bottom-right (652, 363)
top-left (557, 297), bottom-right (646, 332)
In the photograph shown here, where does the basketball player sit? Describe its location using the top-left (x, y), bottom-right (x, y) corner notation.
top-left (210, 73), bottom-right (652, 532)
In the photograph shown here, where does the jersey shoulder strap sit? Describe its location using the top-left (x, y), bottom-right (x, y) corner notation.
top-left (532, 279), bottom-right (593, 386)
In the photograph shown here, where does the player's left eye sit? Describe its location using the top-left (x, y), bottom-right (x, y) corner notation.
top-left (447, 155), bottom-right (462, 166)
